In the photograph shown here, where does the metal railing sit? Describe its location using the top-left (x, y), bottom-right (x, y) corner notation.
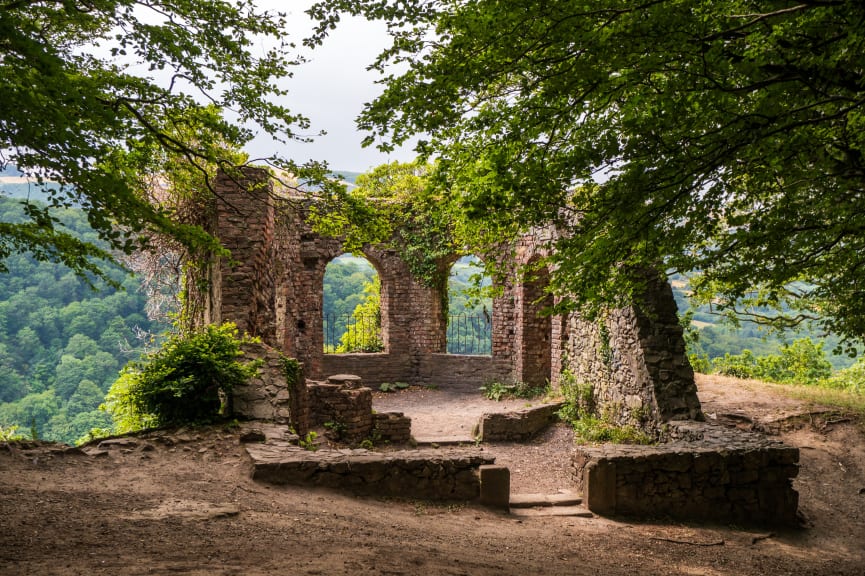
top-left (323, 313), bottom-right (383, 353)
top-left (323, 312), bottom-right (491, 355)
top-left (446, 314), bottom-right (492, 355)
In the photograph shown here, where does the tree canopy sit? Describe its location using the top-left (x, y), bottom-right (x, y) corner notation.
top-left (309, 0), bottom-right (865, 345)
top-left (1, 0), bottom-right (331, 282)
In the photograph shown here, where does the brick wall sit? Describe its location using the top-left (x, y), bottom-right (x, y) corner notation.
top-left (192, 169), bottom-right (703, 431)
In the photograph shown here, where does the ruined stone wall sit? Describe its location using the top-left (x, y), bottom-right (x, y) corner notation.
top-left (232, 342), bottom-right (309, 434)
top-left (196, 168), bottom-right (703, 431)
top-left (478, 402), bottom-right (564, 442)
top-left (571, 422), bottom-right (800, 525)
top-left (307, 377), bottom-right (374, 443)
top-left (372, 412), bottom-right (412, 444)
top-left (204, 169), bottom-right (277, 341)
top-left (249, 444), bottom-right (494, 500)
top-left (321, 352), bottom-right (511, 388)
top-left (562, 273), bottom-right (702, 431)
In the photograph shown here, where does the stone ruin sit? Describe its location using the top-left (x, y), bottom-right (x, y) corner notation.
top-left (191, 168), bottom-right (701, 430)
top-left (187, 168), bottom-right (799, 525)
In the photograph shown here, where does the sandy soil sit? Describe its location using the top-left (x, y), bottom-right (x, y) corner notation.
top-left (2, 374), bottom-right (864, 575)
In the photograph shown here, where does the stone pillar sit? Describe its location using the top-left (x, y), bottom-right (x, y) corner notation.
top-left (209, 168), bottom-right (276, 342)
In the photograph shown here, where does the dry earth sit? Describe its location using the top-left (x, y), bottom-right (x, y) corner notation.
top-left (2, 374), bottom-right (865, 575)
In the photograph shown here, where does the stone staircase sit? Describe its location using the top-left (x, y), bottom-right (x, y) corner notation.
top-left (509, 491), bottom-right (593, 518)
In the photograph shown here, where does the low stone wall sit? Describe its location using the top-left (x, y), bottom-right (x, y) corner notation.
top-left (307, 379), bottom-right (373, 444)
top-left (571, 422), bottom-right (799, 525)
top-left (247, 444), bottom-right (494, 500)
top-left (478, 402), bottom-right (564, 441)
top-left (321, 352), bottom-right (511, 388)
top-left (373, 412), bottom-right (412, 444)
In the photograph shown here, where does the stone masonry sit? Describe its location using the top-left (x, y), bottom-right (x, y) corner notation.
top-left (193, 167), bottom-right (703, 435)
top-left (193, 168), bottom-right (802, 524)
top-left (571, 422), bottom-right (800, 525)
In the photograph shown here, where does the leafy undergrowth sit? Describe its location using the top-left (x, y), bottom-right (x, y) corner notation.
top-left (569, 414), bottom-right (655, 445)
top-left (480, 380), bottom-right (550, 401)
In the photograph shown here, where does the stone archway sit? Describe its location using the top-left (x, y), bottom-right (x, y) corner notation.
top-left (193, 168), bottom-right (702, 432)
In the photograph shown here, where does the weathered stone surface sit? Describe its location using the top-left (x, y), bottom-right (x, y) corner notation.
top-left (308, 378), bottom-right (374, 443)
top-left (479, 465), bottom-right (510, 510)
top-left (247, 444), bottom-right (494, 500)
top-left (373, 412), bottom-right (412, 444)
top-left (232, 342), bottom-right (308, 433)
top-left (478, 402), bottom-right (563, 441)
top-left (571, 422), bottom-right (800, 526)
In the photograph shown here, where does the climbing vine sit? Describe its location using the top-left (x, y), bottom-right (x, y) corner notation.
top-left (598, 316), bottom-right (613, 368)
top-left (310, 161), bottom-right (485, 288)
top-left (280, 356), bottom-right (302, 389)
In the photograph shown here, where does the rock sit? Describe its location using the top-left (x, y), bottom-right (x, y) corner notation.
top-left (239, 429), bottom-right (267, 443)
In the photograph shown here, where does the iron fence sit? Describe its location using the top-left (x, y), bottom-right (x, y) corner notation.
top-left (322, 313), bottom-right (491, 355)
top-left (323, 313), bottom-right (383, 353)
top-left (446, 313), bottom-right (492, 355)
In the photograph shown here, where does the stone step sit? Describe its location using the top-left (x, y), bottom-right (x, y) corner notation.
top-left (509, 492), bottom-right (583, 508)
top-left (510, 506), bottom-right (593, 518)
top-left (413, 435), bottom-right (476, 447)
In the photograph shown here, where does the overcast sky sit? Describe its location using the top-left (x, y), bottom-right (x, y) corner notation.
top-left (246, 2), bottom-right (416, 172)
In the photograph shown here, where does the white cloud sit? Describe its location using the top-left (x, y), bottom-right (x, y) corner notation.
top-left (246, 1), bottom-right (416, 172)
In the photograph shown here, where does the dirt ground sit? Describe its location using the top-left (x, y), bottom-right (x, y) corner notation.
top-left (2, 374), bottom-right (865, 576)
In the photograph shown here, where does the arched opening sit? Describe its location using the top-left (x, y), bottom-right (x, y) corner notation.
top-left (447, 255), bottom-right (492, 355)
top-left (322, 253), bottom-right (383, 353)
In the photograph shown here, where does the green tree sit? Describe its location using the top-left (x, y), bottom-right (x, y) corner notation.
top-left (336, 278), bottom-right (383, 353)
top-left (312, 161), bottom-right (461, 286)
top-left (0, 390), bottom-right (62, 438)
top-left (66, 380), bottom-right (105, 415)
top-left (311, 0), bottom-right (865, 345)
top-left (1, 0), bottom-right (334, 281)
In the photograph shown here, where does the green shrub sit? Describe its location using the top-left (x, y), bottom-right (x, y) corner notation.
top-left (711, 339), bottom-right (832, 385)
top-left (480, 380), bottom-right (549, 401)
top-left (103, 322), bottom-right (261, 432)
top-left (0, 424), bottom-right (26, 442)
top-left (570, 414), bottom-right (654, 445)
top-left (825, 357), bottom-right (865, 394)
top-left (712, 350), bottom-right (760, 379)
top-left (379, 381), bottom-right (409, 393)
top-left (688, 353), bottom-right (711, 374)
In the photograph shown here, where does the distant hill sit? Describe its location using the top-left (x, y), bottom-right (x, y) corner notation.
top-left (669, 274), bottom-right (856, 370)
top-left (0, 164), bottom-right (61, 202)
top-left (331, 170), bottom-right (362, 185)
top-left (0, 163), bottom-right (23, 177)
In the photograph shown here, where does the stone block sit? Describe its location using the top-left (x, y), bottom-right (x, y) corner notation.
top-left (479, 465), bottom-right (510, 511)
top-left (584, 459), bottom-right (617, 516)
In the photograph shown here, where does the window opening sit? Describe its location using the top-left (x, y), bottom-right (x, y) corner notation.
top-left (322, 254), bottom-right (382, 353)
top-left (447, 256), bottom-right (492, 355)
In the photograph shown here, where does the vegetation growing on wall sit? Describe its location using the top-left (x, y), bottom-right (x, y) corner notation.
top-left (310, 161), bottom-right (462, 288)
top-left (557, 368), bottom-right (653, 445)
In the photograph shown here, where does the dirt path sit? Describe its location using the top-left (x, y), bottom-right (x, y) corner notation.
top-left (2, 374), bottom-right (864, 575)
top-left (372, 382), bottom-right (544, 441)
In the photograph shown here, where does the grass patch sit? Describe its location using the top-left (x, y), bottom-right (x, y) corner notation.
top-left (480, 380), bottom-right (550, 401)
top-left (569, 414), bottom-right (655, 445)
top-left (777, 383), bottom-right (865, 419)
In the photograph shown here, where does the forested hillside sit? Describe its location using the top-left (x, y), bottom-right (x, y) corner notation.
top-left (0, 196), bottom-right (164, 444)
top-left (669, 275), bottom-right (856, 370)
